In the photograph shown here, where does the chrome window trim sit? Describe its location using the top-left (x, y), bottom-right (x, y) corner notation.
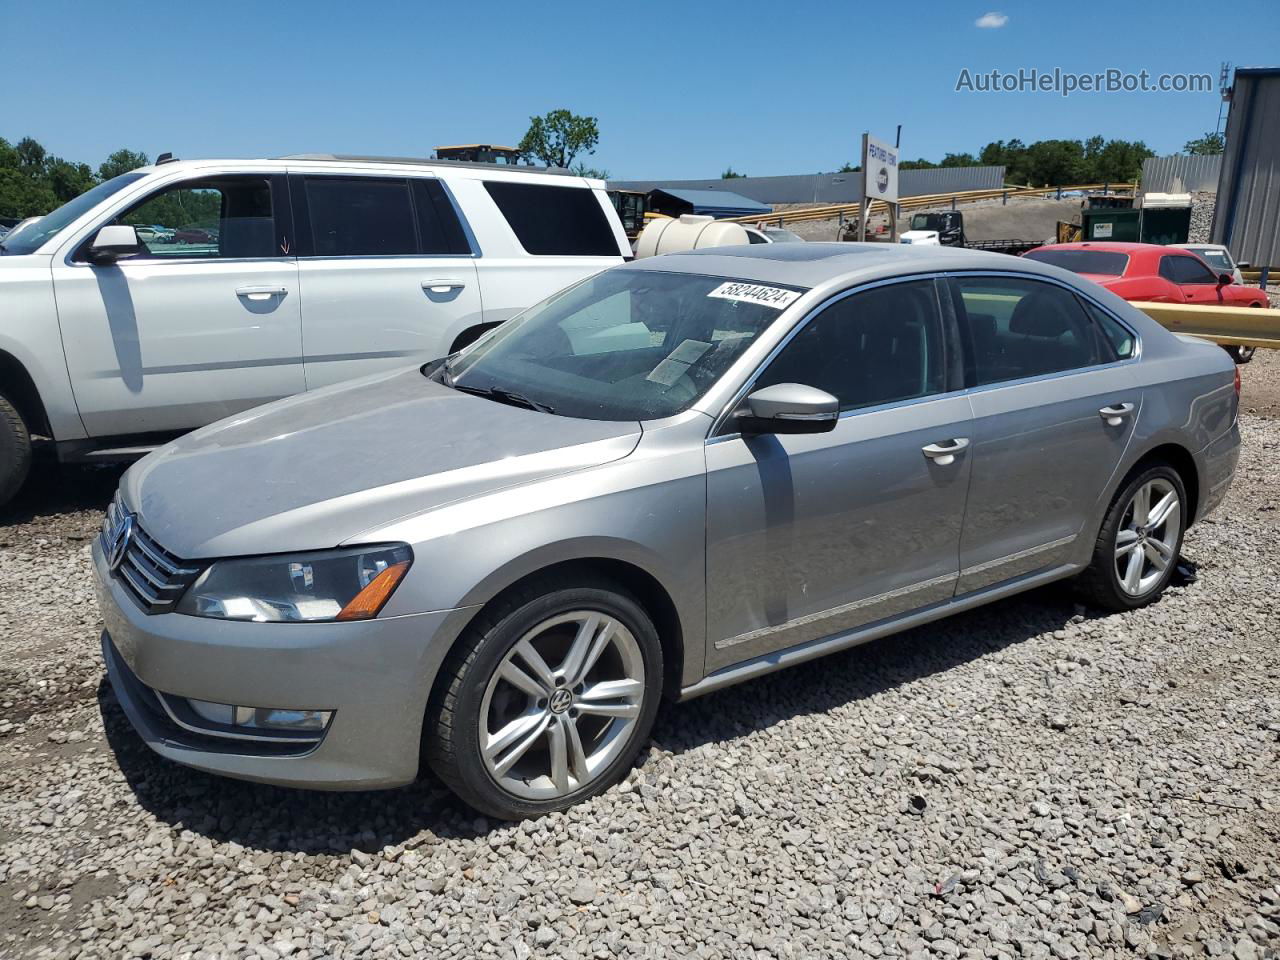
top-left (705, 268), bottom-right (1144, 441)
top-left (705, 271), bottom-right (958, 440)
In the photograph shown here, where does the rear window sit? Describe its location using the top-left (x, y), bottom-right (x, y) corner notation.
top-left (483, 181), bottom-right (620, 256)
top-left (1023, 249), bottom-right (1129, 276)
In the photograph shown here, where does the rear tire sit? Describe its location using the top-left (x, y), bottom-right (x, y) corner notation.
top-left (1075, 463), bottom-right (1187, 612)
top-left (0, 393), bottom-right (32, 508)
top-left (424, 575), bottom-right (663, 820)
top-left (1225, 345), bottom-right (1256, 364)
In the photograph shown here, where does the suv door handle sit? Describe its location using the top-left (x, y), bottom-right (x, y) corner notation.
top-left (1099, 403), bottom-right (1135, 426)
top-left (921, 437), bottom-right (970, 466)
top-left (235, 285), bottom-right (288, 301)
top-left (422, 279), bottom-right (466, 293)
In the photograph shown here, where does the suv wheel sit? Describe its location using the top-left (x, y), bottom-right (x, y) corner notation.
top-left (0, 393), bottom-right (32, 508)
top-left (1076, 463), bottom-right (1186, 612)
top-left (425, 577), bottom-right (662, 820)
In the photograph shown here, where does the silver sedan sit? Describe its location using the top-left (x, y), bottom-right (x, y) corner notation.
top-left (94, 243), bottom-right (1241, 819)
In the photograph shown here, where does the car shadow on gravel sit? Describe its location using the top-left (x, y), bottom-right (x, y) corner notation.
top-left (0, 457), bottom-right (125, 528)
top-left (95, 580), bottom-right (1112, 852)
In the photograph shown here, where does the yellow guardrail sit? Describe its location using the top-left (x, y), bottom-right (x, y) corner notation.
top-left (726, 183), bottom-right (1136, 227)
top-left (1131, 301), bottom-right (1280, 349)
top-left (1240, 269), bottom-right (1275, 284)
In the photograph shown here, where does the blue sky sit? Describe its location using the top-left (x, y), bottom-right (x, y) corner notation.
top-left (5, 0), bottom-right (1278, 180)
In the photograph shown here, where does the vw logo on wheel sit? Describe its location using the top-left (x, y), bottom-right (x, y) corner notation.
top-left (548, 687), bottom-right (574, 714)
top-left (107, 512), bottom-right (135, 572)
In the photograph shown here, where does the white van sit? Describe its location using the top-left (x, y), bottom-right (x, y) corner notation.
top-left (0, 154), bottom-right (630, 503)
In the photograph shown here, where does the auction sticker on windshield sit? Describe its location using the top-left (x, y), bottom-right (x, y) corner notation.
top-left (707, 282), bottom-right (801, 309)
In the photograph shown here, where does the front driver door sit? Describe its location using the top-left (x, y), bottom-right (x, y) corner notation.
top-left (705, 278), bottom-right (972, 672)
top-left (51, 173), bottom-right (303, 437)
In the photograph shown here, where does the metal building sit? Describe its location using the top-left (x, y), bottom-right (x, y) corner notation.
top-left (645, 188), bottom-right (771, 219)
top-left (1141, 154), bottom-right (1222, 194)
top-left (1211, 67), bottom-right (1280, 270)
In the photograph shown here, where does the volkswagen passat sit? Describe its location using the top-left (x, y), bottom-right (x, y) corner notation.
top-left (95, 244), bottom-right (1240, 819)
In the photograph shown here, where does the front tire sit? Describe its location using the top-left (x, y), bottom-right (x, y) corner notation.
top-left (425, 576), bottom-right (663, 820)
top-left (0, 393), bottom-right (32, 508)
top-left (1075, 463), bottom-right (1187, 612)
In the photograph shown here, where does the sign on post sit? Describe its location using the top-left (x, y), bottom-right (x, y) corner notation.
top-left (858, 132), bottom-right (901, 242)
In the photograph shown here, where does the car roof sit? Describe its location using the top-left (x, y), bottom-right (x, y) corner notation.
top-left (621, 242), bottom-right (1054, 289)
top-left (123, 155), bottom-right (592, 183)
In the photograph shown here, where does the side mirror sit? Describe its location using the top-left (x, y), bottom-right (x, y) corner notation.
top-left (737, 383), bottom-right (839, 435)
top-left (1217, 272), bottom-right (1233, 287)
top-left (87, 225), bottom-right (142, 264)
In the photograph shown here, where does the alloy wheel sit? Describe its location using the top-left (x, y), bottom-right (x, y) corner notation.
top-left (1113, 477), bottom-right (1181, 596)
top-left (479, 610), bottom-right (646, 800)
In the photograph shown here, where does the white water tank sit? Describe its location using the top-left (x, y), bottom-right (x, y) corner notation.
top-left (635, 214), bottom-right (751, 258)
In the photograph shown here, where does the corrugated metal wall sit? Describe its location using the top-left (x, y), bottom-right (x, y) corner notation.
top-left (1141, 154), bottom-right (1222, 193)
top-left (1211, 68), bottom-right (1280, 268)
top-left (609, 166), bottom-right (1006, 205)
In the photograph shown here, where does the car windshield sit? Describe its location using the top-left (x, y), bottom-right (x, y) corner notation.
top-left (443, 269), bottom-right (804, 421)
top-left (0, 173), bottom-right (146, 255)
top-left (1023, 249), bottom-right (1129, 276)
top-left (1194, 248), bottom-right (1232, 271)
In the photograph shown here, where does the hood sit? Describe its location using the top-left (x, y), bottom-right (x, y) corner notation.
top-left (122, 368), bottom-right (641, 558)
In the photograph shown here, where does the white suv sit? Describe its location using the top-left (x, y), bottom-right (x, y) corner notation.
top-left (0, 154), bottom-right (630, 504)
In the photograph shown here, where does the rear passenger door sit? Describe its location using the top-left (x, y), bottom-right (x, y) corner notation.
top-left (949, 274), bottom-right (1141, 593)
top-left (290, 173), bottom-right (481, 389)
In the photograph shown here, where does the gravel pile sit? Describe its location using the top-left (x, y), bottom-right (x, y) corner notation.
top-left (1187, 193), bottom-right (1216, 245)
top-left (2, 361), bottom-right (1280, 960)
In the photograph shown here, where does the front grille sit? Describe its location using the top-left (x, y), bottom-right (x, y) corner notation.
top-left (101, 497), bottom-right (202, 614)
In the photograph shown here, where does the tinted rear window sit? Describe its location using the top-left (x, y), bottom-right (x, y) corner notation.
top-left (305, 177), bottom-right (417, 257)
top-left (483, 181), bottom-right (619, 256)
top-left (1023, 249), bottom-right (1129, 276)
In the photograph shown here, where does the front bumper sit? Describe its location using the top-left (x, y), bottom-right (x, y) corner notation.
top-left (94, 538), bottom-right (478, 790)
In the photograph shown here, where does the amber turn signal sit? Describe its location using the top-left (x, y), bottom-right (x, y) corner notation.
top-left (336, 562), bottom-right (411, 621)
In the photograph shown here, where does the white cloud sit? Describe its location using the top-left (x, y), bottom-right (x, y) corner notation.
top-left (975, 11), bottom-right (1009, 28)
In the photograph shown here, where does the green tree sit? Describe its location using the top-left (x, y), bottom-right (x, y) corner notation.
top-left (1183, 131), bottom-right (1225, 155)
top-left (898, 158), bottom-right (935, 170)
top-left (721, 167), bottom-right (745, 179)
top-left (570, 161), bottom-right (610, 179)
top-left (0, 168), bottom-right (58, 218)
top-left (517, 110), bottom-right (598, 169)
top-left (837, 161), bottom-right (861, 173)
top-left (46, 159), bottom-right (95, 202)
top-left (97, 148), bottom-right (150, 181)
top-left (939, 152), bottom-right (978, 168)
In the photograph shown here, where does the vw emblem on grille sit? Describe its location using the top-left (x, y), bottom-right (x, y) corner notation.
top-left (548, 688), bottom-right (574, 714)
top-left (107, 512), bottom-right (135, 572)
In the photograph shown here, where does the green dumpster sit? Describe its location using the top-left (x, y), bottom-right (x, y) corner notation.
top-left (1081, 208), bottom-right (1141, 242)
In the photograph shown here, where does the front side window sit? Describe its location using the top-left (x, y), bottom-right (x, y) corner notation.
top-left (483, 181), bottom-right (620, 256)
top-left (304, 176), bottom-right (417, 257)
top-left (2, 173), bottom-right (145, 256)
top-left (445, 270), bottom-right (802, 420)
top-left (1160, 254), bottom-right (1217, 285)
top-left (109, 176), bottom-right (276, 260)
top-left (954, 276), bottom-right (1108, 385)
top-left (752, 279), bottom-right (946, 412)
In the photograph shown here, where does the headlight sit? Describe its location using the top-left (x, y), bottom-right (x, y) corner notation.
top-left (175, 544), bottom-right (413, 623)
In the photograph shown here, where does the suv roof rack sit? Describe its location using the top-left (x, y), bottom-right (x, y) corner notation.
top-left (277, 153), bottom-right (576, 177)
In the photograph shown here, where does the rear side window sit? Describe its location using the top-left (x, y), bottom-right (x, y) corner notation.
top-left (483, 181), bottom-right (619, 256)
top-left (954, 276), bottom-right (1110, 385)
top-left (1081, 300), bottom-right (1136, 360)
top-left (304, 177), bottom-right (417, 257)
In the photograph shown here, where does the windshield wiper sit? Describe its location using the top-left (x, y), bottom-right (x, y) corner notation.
top-left (451, 383), bottom-right (555, 414)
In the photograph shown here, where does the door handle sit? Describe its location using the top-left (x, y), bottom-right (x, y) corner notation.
top-left (1098, 402), bottom-right (1135, 426)
top-left (236, 285), bottom-right (288, 301)
top-left (422, 279), bottom-right (466, 294)
top-left (921, 437), bottom-right (970, 466)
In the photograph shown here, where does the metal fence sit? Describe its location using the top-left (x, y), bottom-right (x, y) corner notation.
top-left (1141, 154), bottom-right (1222, 194)
top-left (610, 166), bottom-right (1006, 206)
top-left (1212, 68), bottom-right (1280, 273)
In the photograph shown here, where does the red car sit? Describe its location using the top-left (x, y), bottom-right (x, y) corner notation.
top-left (1023, 241), bottom-right (1267, 363)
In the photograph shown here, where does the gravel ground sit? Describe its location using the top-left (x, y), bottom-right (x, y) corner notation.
top-left (3, 357), bottom-right (1280, 960)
